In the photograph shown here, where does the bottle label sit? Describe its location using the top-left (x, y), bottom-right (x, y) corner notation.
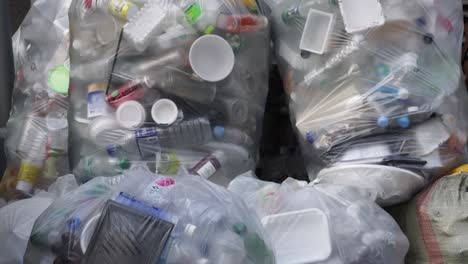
top-left (18, 162), bottom-right (42, 184)
top-left (109, 0), bottom-right (135, 20)
top-left (87, 90), bottom-right (107, 118)
top-left (135, 127), bottom-right (160, 157)
top-left (196, 161), bottom-right (217, 179)
top-left (142, 177), bottom-right (175, 202)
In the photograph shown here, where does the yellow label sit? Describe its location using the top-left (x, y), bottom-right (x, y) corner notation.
top-left (109, 0), bottom-right (134, 20)
top-left (17, 162), bottom-right (42, 184)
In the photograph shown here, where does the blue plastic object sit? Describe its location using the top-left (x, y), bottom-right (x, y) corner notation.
top-left (213, 126), bottom-right (225, 138)
top-left (377, 116), bottom-right (389, 128)
top-left (398, 116), bottom-right (410, 128)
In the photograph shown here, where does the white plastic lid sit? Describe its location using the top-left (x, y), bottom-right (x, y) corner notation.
top-left (151, 99), bottom-right (178, 126)
top-left (16, 180), bottom-right (33, 194)
top-left (116, 100), bottom-right (146, 129)
top-left (189, 35), bottom-right (235, 82)
top-left (261, 209), bottom-right (332, 263)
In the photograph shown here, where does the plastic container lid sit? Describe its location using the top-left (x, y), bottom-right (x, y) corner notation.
top-left (189, 35), bottom-right (235, 82)
top-left (213, 126), bottom-right (225, 138)
top-left (299, 9), bottom-right (334, 54)
top-left (151, 99), bottom-right (178, 126)
top-left (116, 100), bottom-right (146, 129)
top-left (261, 209), bottom-right (332, 264)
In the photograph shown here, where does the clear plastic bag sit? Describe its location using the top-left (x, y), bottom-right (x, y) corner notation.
top-left (0, 0), bottom-right (72, 200)
top-left (268, 0), bottom-right (468, 203)
top-left (67, 0), bottom-right (271, 186)
top-left (228, 175), bottom-right (409, 264)
top-left (24, 169), bottom-right (275, 264)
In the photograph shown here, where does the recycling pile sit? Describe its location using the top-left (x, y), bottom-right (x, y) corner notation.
top-left (68, 0), bottom-right (270, 187)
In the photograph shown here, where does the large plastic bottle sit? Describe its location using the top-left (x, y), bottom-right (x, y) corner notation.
top-left (121, 117), bottom-right (213, 156)
top-left (74, 147), bottom-right (131, 182)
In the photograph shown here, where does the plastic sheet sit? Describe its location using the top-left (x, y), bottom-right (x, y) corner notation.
top-left (67, 0), bottom-right (270, 186)
top-left (229, 175), bottom-right (409, 264)
top-left (24, 169), bottom-right (275, 264)
top-left (268, 0), bottom-right (468, 203)
top-left (0, 0), bottom-right (72, 200)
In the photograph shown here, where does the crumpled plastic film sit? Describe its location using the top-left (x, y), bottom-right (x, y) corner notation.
top-left (268, 0), bottom-right (468, 204)
top-left (67, 0), bottom-right (270, 186)
top-left (1, 0), bottom-right (72, 200)
top-left (23, 169), bottom-right (275, 264)
top-left (229, 175), bottom-right (409, 264)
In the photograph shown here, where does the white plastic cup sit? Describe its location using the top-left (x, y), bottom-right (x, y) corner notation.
top-left (151, 99), bottom-right (179, 126)
top-left (116, 100), bottom-right (147, 129)
top-left (189, 35), bottom-right (235, 82)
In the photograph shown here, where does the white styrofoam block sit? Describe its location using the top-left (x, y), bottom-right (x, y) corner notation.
top-left (339, 0), bottom-right (385, 33)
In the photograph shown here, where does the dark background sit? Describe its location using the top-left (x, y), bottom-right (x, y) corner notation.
top-left (9, 0), bottom-right (29, 33)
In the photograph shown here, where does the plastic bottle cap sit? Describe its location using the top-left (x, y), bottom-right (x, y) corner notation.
top-left (151, 99), bottom-right (178, 126)
top-left (67, 217), bottom-right (82, 230)
top-left (377, 116), bottom-right (389, 128)
top-left (116, 100), bottom-right (146, 129)
top-left (119, 158), bottom-right (131, 170)
top-left (398, 116), bottom-right (410, 128)
top-left (306, 132), bottom-right (315, 143)
top-left (48, 65), bottom-right (70, 94)
top-left (16, 180), bottom-right (33, 194)
top-left (233, 222), bottom-right (247, 235)
top-left (189, 35), bottom-right (235, 82)
top-left (398, 88), bottom-right (409, 100)
top-left (213, 126), bottom-right (225, 138)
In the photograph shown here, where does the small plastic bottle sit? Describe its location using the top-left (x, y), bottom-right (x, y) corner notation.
top-left (95, 0), bottom-right (139, 21)
top-left (74, 147), bottom-right (131, 181)
top-left (16, 130), bottom-right (48, 194)
top-left (213, 126), bottom-right (254, 146)
top-left (189, 151), bottom-right (225, 179)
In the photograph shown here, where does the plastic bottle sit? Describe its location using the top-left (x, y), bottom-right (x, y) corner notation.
top-left (232, 223), bottom-right (275, 264)
top-left (213, 126), bottom-right (254, 146)
top-left (121, 117), bottom-right (213, 156)
top-left (146, 70), bottom-right (216, 105)
top-left (74, 147), bottom-right (131, 181)
top-left (16, 130), bottom-right (48, 194)
top-left (189, 151), bottom-right (225, 179)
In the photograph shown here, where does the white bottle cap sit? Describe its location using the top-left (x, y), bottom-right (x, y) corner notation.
top-left (151, 99), bottom-right (179, 126)
top-left (189, 35), bottom-right (235, 82)
top-left (16, 180), bottom-right (33, 194)
top-left (116, 100), bottom-right (147, 129)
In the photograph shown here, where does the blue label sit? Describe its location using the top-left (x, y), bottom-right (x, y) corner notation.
top-left (135, 127), bottom-right (160, 157)
top-left (87, 91), bottom-right (107, 118)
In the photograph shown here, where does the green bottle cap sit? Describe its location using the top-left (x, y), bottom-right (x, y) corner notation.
top-left (233, 223), bottom-right (247, 235)
top-left (48, 65), bottom-right (70, 94)
top-left (111, 90), bottom-right (119, 98)
top-left (185, 3), bottom-right (202, 24)
top-left (119, 158), bottom-right (131, 170)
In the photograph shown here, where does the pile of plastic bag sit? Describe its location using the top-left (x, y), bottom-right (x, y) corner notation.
top-left (67, 0), bottom-right (270, 187)
top-left (228, 175), bottom-right (409, 264)
top-left (22, 170), bottom-right (275, 264)
top-left (268, 0), bottom-right (468, 204)
top-left (0, 0), bottom-right (72, 200)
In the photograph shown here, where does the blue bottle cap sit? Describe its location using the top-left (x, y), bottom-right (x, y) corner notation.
top-left (106, 144), bottom-right (117, 156)
top-left (306, 132), bottom-right (314, 143)
top-left (67, 217), bottom-right (81, 231)
top-left (377, 116), bottom-right (389, 128)
top-left (398, 116), bottom-right (410, 128)
top-left (213, 126), bottom-right (225, 138)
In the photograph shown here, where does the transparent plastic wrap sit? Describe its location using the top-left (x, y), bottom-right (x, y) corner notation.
top-left (23, 169), bottom-right (275, 264)
top-left (269, 0), bottom-right (468, 203)
top-left (0, 0), bottom-right (72, 200)
top-left (67, 0), bottom-right (270, 186)
top-left (228, 176), bottom-right (409, 264)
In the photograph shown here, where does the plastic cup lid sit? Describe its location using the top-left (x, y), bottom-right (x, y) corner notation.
top-left (116, 100), bottom-right (146, 129)
top-left (189, 35), bottom-right (235, 82)
top-left (151, 99), bottom-right (178, 125)
top-left (48, 65), bottom-right (70, 94)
